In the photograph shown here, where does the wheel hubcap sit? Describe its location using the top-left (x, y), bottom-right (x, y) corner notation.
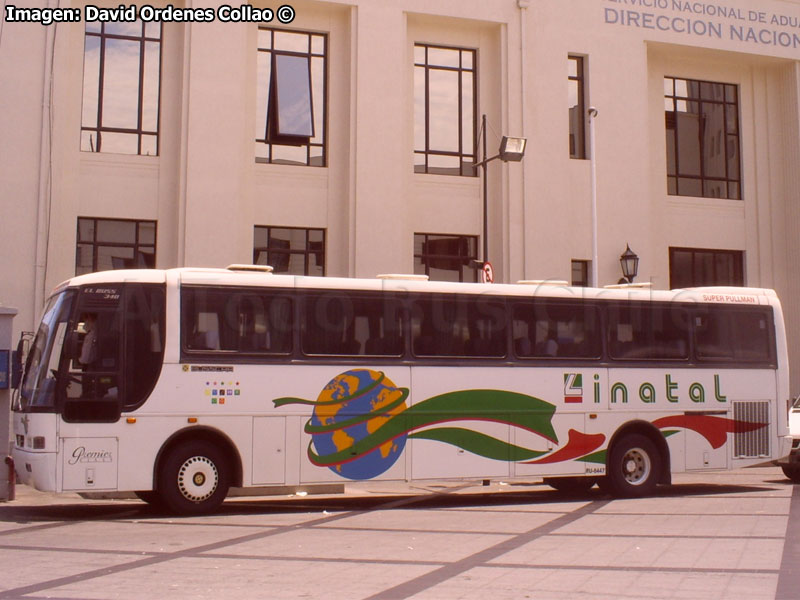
top-left (178, 456), bottom-right (218, 502)
top-left (622, 447), bottom-right (651, 485)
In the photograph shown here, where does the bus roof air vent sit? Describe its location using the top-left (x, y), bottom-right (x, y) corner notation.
top-left (226, 264), bottom-right (274, 274)
top-left (377, 274), bottom-right (429, 281)
top-left (603, 282), bottom-right (652, 289)
top-left (516, 280), bottom-right (569, 286)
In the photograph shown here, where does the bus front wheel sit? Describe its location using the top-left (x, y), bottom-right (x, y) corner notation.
top-left (604, 434), bottom-right (660, 497)
top-left (157, 441), bottom-right (230, 515)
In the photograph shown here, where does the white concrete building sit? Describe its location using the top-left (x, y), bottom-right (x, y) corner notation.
top-left (1, 0), bottom-right (799, 386)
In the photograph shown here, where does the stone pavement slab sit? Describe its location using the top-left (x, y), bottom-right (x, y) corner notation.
top-left (0, 467), bottom-right (796, 600)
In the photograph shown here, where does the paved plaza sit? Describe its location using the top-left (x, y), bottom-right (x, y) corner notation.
top-left (0, 467), bottom-right (798, 599)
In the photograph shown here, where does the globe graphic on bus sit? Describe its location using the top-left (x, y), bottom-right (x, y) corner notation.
top-left (309, 369), bottom-right (408, 480)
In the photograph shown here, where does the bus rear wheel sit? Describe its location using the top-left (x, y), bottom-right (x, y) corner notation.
top-left (604, 434), bottom-right (660, 498)
top-left (157, 441), bottom-right (230, 515)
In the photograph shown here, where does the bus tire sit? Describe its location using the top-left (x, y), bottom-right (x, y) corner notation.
top-left (781, 464), bottom-right (800, 483)
top-left (157, 441), bottom-right (230, 515)
top-left (605, 434), bottom-right (660, 497)
top-left (544, 477), bottom-right (597, 494)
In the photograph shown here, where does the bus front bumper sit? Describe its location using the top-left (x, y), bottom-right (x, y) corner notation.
top-left (12, 448), bottom-right (58, 492)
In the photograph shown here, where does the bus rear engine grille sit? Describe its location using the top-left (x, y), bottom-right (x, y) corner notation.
top-left (733, 401), bottom-right (770, 458)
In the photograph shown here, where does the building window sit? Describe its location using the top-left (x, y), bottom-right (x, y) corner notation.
top-left (568, 55), bottom-right (587, 159)
top-left (256, 28), bottom-right (326, 166)
top-left (81, 21), bottom-right (162, 155)
top-left (414, 233), bottom-right (478, 282)
top-left (664, 77), bottom-right (742, 200)
top-left (76, 218), bottom-right (156, 274)
top-left (414, 44), bottom-right (477, 176)
top-left (571, 260), bottom-right (589, 287)
top-left (669, 247), bottom-right (744, 289)
top-left (253, 226), bottom-right (325, 276)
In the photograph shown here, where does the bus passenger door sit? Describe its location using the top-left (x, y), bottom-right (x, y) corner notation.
top-left (60, 287), bottom-right (124, 423)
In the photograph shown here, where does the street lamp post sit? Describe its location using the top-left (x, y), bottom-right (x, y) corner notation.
top-left (473, 114), bottom-right (527, 279)
top-left (588, 106), bottom-right (599, 287)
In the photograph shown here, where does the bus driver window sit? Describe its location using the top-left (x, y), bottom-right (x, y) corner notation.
top-left (79, 314), bottom-right (98, 366)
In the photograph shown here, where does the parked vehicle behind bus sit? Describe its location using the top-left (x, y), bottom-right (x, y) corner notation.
top-left (12, 267), bottom-right (793, 514)
top-left (781, 397), bottom-right (800, 482)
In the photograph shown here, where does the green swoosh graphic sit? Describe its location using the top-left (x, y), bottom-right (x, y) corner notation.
top-left (272, 396), bottom-right (319, 407)
top-left (305, 389), bottom-right (557, 467)
top-left (404, 390), bottom-right (557, 441)
top-left (409, 427), bottom-right (549, 461)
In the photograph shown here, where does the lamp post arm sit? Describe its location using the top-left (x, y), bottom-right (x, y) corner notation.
top-left (473, 154), bottom-right (501, 168)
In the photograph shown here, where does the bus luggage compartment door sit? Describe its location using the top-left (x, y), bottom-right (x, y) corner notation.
top-left (252, 417), bottom-right (286, 484)
top-left (61, 438), bottom-right (118, 491)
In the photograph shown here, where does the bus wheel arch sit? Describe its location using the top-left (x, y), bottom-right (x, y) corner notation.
top-left (151, 427), bottom-right (243, 514)
top-left (602, 421), bottom-right (671, 497)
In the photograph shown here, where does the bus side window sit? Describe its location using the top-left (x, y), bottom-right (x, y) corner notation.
top-left (77, 313), bottom-right (98, 366)
top-left (411, 297), bottom-right (460, 357)
top-left (302, 293), bottom-right (403, 357)
top-left (411, 297), bottom-right (504, 358)
top-left (182, 287), bottom-right (295, 357)
top-left (609, 304), bottom-right (689, 361)
top-left (695, 308), bottom-right (774, 363)
top-left (733, 311), bottom-right (772, 361)
top-left (302, 294), bottom-right (358, 355)
top-left (694, 312), bottom-right (733, 360)
top-left (76, 312), bottom-right (121, 373)
top-left (124, 284), bottom-right (166, 409)
top-left (239, 295), bottom-right (268, 352)
top-left (361, 296), bottom-right (403, 356)
top-left (511, 306), bottom-right (534, 357)
top-left (238, 294), bottom-right (293, 354)
top-left (183, 288), bottom-right (216, 351)
top-left (192, 312), bottom-right (221, 350)
top-left (512, 302), bottom-right (600, 359)
top-left (265, 296), bottom-right (293, 354)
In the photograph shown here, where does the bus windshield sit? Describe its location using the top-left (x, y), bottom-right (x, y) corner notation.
top-left (19, 291), bottom-right (75, 411)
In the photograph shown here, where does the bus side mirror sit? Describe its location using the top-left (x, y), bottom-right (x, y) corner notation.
top-left (10, 335), bottom-right (26, 390)
top-left (10, 351), bottom-right (22, 390)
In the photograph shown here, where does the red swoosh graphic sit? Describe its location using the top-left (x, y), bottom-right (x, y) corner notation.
top-left (652, 415), bottom-right (766, 449)
top-left (525, 429), bottom-right (606, 464)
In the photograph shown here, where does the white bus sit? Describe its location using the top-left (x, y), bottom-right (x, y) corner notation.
top-left (11, 267), bottom-right (792, 514)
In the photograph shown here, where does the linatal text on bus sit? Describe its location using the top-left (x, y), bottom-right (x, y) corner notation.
top-left (584, 374), bottom-right (729, 404)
